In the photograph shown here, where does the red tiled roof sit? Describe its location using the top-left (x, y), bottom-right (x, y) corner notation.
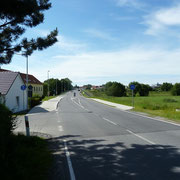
top-left (0, 72), bottom-right (19, 95)
top-left (0, 68), bottom-right (42, 85)
top-left (20, 73), bottom-right (42, 85)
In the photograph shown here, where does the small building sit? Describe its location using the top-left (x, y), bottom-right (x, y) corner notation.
top-left (0, 71), bottom-right (27, 113)
top-left (20, 73), bottom-right (43, 97)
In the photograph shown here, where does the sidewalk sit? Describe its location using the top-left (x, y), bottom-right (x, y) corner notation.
top-left (28, 96), bottom-right (63, 114)
top-left (91, 98), bottom-right (133, 111)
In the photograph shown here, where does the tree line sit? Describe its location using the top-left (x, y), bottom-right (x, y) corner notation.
top-left (43, 78), bottom-right (73, 96)
top-left (85, 81), bottom-right (180, 97)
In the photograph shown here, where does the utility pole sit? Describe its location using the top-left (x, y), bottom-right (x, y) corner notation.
top-left (56, 79), bottom-right (57, 95)
top-left (26, 55), bottom-right (29, 110)
top-left (47, 70), bottom-right (50, 96)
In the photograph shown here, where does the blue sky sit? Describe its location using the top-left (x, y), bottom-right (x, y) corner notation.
top-left (2, 0), bottom-right (180, 86)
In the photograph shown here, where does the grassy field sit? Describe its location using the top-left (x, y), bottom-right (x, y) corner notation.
top-left (83, 90), bottom-right (180, 123)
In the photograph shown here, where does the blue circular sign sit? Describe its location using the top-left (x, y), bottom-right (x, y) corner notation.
top-left (21, 85), bottom-right (26, 91)
top-left (130, 84), bottom-right (135, 90)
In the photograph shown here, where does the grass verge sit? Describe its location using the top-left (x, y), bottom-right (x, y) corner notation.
top-left (83, 90), bottom-right (180, 123)
top-left (1, 134), bottom-right (52, 180)
top-left (42, 96), bottom-right (57, 102)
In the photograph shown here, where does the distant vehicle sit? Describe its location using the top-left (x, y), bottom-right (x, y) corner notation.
top-left (78, 89), bottom-right (80, 91)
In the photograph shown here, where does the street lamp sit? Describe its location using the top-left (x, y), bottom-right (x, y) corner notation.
top-left (47, 70), bottom-right (50, 96)
top-left (26, 55), bottom-right (29, 110)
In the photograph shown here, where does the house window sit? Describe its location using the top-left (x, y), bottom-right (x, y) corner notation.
top-left (16, 96), bottom-right (19, 107)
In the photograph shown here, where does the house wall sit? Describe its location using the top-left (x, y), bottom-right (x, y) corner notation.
top-left (5, 74), bottom-right (27, 113)
top-left (31, 84), bottom-right (43, 97)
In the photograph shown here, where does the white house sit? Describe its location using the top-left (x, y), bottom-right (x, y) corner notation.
top-left (0, 71), bottom-right (27, 113)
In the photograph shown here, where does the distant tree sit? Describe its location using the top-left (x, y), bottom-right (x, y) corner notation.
top-left (128, 81), bottom-right (141, 96)
top-left (105, 82), bottom-right (126, 97)
top-left (171, 83), bottom-right (180, 96)
top-left (0, 0), bottom-right (58, 64)
top-left (105, 82), bottom-right (113, 90)
top-left (161, 82), bottom-right (173, 91)
top-left (44, 78), bottom-right (73, 96)
top-left (139, 84), bottom-right (150, 96)
top-left (85, 84), bottom-right (92, 90)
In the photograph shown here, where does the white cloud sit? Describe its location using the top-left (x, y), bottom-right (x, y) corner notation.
top-left (3, 44), bottom-right (180, 85)
top-left (49, 46), bottom-right (180, 84)
top-left (144, 4), bottom-right (180, 35)
top-left (55, 35), bottom-right (87, 52)
top-left (115, 0), bottom-right (145, 9)
top-left (83, 29), bottom-right (115, 40)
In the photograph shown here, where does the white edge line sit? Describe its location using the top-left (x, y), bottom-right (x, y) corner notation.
top-left (63, 140), bottom-right (76, 180)
top-left (126, 129), bottom-right (156, 145)
top-left (89, 98), bottom-right (180, 127)
top-left (124, 110), bottom-right (180, 127)
top-left (103, 117), bottom-right (117, 125)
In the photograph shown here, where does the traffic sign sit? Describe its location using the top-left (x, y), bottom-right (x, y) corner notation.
top-left (130, 84), bottom-right (135, 90)
top-left (21, 85), bottom-right (26, 91)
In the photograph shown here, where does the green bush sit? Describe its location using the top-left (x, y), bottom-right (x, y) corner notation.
top-left (0, 104), bottom-right (15, 137)
top-left (1, 134), bottom-right (52, 180)
top-left (29, 94), bottom-right (42, 108)
top-left (171, 83), bottom-right (180, 96)
top-left (105, 82), bottom-right (126, 97)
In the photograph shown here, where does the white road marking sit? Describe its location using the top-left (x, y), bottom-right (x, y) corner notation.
top-left (64, 140), bottom-right (76, 180)
top-left (126, 129), bottom-right (156, 145)
top-left (123, 110), bottom-right (180, 127)
top-left (71, 97), bottom-right (89, 111)
top-left (103, 117), bottom-right (117, 125)
top-left (58, 125), bottom-right (63, 132)
top-left (57, 120), bottom-right (61, 123)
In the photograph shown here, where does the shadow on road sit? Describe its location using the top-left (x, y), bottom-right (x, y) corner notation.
top-left (48, 135), bottom-right (180, 180)
top-left (28, 106), bottom-right (49, 114)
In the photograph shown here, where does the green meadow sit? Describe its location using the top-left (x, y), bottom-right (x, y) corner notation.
top-left (83, 90), bottom-right (180, 123)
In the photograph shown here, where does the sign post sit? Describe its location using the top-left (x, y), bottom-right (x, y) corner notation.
top-left (24, 115), bottom-right (30, 136)
top-left (130, 84), bottom-right (135, 108)
top-left (21, 85), bottom-right (26, 110)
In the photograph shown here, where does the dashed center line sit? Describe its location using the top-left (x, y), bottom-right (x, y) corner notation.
top-left (103, 117), bottom-right (117, 125)
top-left (102, 117), bottom-right (156, 145)
top-left (126, 129), bottom-right (156, 145)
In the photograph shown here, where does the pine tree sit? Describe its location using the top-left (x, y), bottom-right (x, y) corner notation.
top-left (0, 0), bottom-right (58, 64)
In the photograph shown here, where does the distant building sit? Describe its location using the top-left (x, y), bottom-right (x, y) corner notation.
top-left (151, 83), bottom-right (162, 89)
top-left (20, 73), bottom-right (43, 97)
top-left (0, 71), bottom-right (27, 112)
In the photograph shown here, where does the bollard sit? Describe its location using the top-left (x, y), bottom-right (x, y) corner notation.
top-left (25, 115), bottom-right (30, 136)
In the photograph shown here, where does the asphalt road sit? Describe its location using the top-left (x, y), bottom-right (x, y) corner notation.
top-left (15, 91), bottom-right (180, 180)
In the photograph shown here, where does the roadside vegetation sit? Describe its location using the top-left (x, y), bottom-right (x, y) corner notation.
top-left (82, 82), bottom-right (180, 123)
top-left (0, 104), bottom-right (52, 180)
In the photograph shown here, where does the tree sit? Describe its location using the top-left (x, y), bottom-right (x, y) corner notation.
top-left (139, 84), bottom-right (150, 96)
top-left (43, 78), bottom-right (73, 96)
top-left (161, 82), bottom-right (173, 91)
top-left (84, 84), bottom-right (92, 90)
top-left (105, 82), bottom-right (126, 97)
top-left (0, 0), bottom-right (58, 64)
top-left (171, 83), bottom-right (180, 96)
top-left (128, 81), bottom-right (141, 96)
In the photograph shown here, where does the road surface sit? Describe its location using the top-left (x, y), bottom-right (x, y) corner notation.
top-left (16, 91), bottom-right (180, 180)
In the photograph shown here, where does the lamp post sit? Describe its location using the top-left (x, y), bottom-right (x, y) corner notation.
top-left (47, 70), bottom-right (50, 96)
top-left (56, 79), bottom-right (57, 95)
top-left (26, 55), bottom-right (29, 110)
